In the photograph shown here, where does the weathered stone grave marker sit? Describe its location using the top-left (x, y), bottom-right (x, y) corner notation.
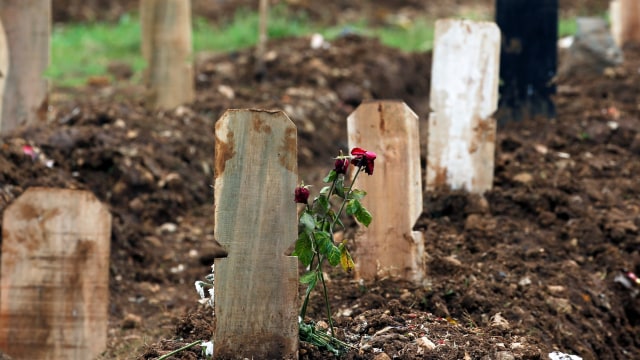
top-left (347, 100), bottom-right (424, 283)
top-left (0, 0), bottom-right (50, 133)
top-left (427, 19), bottom-right (500, 193)
top-left (140, 0), bottom-right (194, 109)
top-left (0, 188), bottom-right (111, 359)
top-left (213, 109), bottom-right (298, 359)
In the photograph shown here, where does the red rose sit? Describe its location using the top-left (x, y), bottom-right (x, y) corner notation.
top-left (351, 147), bottom-right (377, 175)
top-left (294, 186), bottom-right (310, 204)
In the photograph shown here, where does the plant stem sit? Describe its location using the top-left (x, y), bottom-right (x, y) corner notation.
top-left (157, 340), bottom-right (203, 360)
top-left (332, 166), bottom-right (363, 229)
top-left (319, 270), bottom-right (335, 337)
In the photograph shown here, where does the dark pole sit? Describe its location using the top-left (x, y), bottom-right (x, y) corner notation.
top-left (496, 0), bottom-right (558, 124)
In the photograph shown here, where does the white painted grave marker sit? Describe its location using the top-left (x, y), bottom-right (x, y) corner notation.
top-left (427, 19), bottom-right (500, 193)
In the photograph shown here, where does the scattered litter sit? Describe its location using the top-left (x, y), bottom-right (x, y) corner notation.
top-left (614, 269), bottom-right (640, 297)
top-left (310, 33), bottom-right (330, 49)
top-left (22, 144), bottom-right (54, 167)
top-left (201, 341), bottom-right (214, 357)
top-left (549, 351), bottom-right (582, 360)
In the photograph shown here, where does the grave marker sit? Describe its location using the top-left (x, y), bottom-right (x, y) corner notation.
top-left (0, 20), bottom-right (7, 125)
top-left (347, 100), bottom-right (424, 283)
top-left (0, 0), bottom-right (50, 133)
top-left (426, 19), bottom-right (500, 193)
top-left (140, 0), bottom-right (194, 110)
top-left (611, 0), bottom-right (640, 47)
top-left (495, 0), bottom-right (558, 122)
top-left (213, 109), bottom-right (298, 359)
top-left (0, 188), bottom-right (111, 360)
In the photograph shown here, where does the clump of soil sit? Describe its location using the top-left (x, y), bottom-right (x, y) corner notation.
top-left (1, 1), bottom-right (638, 360)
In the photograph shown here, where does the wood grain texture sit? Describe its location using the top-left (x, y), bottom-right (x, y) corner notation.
top-left (140, 0), bottom-right (194, 110)
top-left (0, 0), bottom-right (50, 133)
top-left (611, 0), bottom-right (640, 46)
top-left (0, 19), bottom-right (7, 126)
top-left (427, 19), bottom-right (500, 194)
top-left (213, 109), bottom-right (298, 359)
top-left (0, 188), bottom-right (111, 360)
top-left (347, 101), bottom-right (424, 283)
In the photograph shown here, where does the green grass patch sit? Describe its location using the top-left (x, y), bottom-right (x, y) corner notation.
top-left (49, 6), bottom-right (586, 87)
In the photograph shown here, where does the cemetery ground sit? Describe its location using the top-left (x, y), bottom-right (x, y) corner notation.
top-left (2, 1), bottom-right (640, 359)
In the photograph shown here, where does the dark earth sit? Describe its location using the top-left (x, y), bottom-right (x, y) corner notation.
top-left (2, 0), bottom-right (640, 359)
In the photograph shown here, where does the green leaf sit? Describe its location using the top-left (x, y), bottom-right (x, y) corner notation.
top-left (314, 230), bottom-right (333, 256)
top-left (327, 244), bottom-right (341, 266)
top-left (340, 245), bottom-right (355, 272)
top-left (349, 189), bottom-right (367, 200)
top-left (334, 176), bottom-right (345, 198)
top-left (300, 271), bottom-right (318, 284)
top-left (334, 216), bottom-right (344, 230)
top-left (292, 231), bottom-right (313, 266)
top-left (313, 195), bottom-right (330, 216)
top-left (355, 207), bottom-right (373, 227)
top-left (323, 170), bottom-right (337, 183)
top-left (346, 199), bottom-right (361, 216)
top-left (319, 186), bottom-right (331, 196)
top-left (299, 212), bottom-right (315, 233)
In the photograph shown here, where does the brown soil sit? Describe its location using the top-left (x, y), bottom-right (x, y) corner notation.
top-left (1, 1), bottom-right (639, 360)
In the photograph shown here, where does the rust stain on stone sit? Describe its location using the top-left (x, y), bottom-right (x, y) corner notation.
top-left (279, 127), bottom-right (297, 173)
top-left (252, 114), bottom-right (272, 134)
top-left (214, 122), bottom-right (236, 178)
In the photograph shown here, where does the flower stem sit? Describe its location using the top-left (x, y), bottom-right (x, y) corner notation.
top-left (319, 270), bottom-right (335, 337)
top-left (332, 166), bottom-right (363, 229)
top-left (157, 340), bottom-right (203, 360)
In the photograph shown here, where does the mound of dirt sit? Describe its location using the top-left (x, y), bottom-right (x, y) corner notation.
top-left (1, 1), bottom-right (639, 360)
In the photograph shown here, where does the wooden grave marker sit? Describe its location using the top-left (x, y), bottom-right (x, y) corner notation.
top-left (426, 19), bottom-right (500, 194)
top-left (0, 19), bottom-right (7, 125)
top-left (140, 0), bottom-right (194, 110)
top-left (347, 100), bottom-right (424, 283)
top-left (495, 0), bottom-right (558, 122)
top-left (611, 0), bottom-right (640, 47)
top-left (0, 0), bottom-right (50, 133)
top-left (214, 109), bottom-right (298, 359)
top-left (0, 188), bottom-right (111, 360)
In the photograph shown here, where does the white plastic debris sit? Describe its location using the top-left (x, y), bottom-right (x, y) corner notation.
top-left (549, 351), bottom-right (582, 360)
top-left (310, 33), bottom-right (330, 49)
top-left (558, 36), bottom-right (574, 49)
top-left (202, 341), bottom-right (214, 357)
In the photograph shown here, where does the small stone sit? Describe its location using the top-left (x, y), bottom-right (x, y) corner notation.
top-left (518, 277), bottom-right (532, 287)
top-left (547, 285), bottom-right (565, 293)
top-left (513, 172), bottom-right (533, 184)
top-left (495, 351), bottom-right (515, 360)
top-left (121, 313), bottom-right (142, 329)
top-left (416, 336), bottom-right (436, 350)
top-left (373, 353), bottom-right (391, 360)
top-left (158, 222), bottom-right (178, 234)
top-left (315, 321), bottom-right (329, 331)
